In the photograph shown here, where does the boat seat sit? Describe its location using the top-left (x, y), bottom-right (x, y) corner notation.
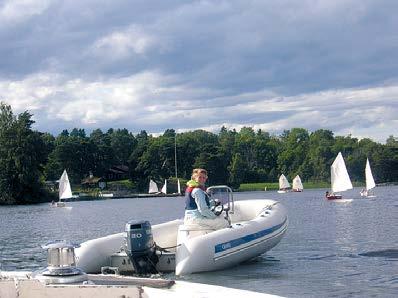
top-left (179, 224), bottom-right (216, 232)
top-left (178, 224), bottom-right (215, 238)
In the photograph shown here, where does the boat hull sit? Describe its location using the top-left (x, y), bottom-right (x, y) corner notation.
top-left (326, 195), bottom-right (342, 200)
top-left (175, 200), bottom-right (288, 275)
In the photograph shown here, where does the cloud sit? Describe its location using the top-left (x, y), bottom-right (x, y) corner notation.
top-left (0, 0), bottom-right (397, 142)
top-left (0, 0), bottom-right (52, 24)
top-left (91, 26), bottom-right (158, 60)
top-left (2, 69), bottom-right (396, 143)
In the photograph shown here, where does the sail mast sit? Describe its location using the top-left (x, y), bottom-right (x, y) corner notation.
top-left (174, 133), bottom-right (178, 178)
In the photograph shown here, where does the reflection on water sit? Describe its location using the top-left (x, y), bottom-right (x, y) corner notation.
top-left (359, 249), bottom-right (398, 258)
top-left (1, 186), bottom-right (397, 297)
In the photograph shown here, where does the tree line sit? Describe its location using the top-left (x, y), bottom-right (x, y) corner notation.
top-left (1, 102), bottom-right (397, 204)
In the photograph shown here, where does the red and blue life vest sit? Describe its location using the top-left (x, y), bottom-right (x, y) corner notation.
top-left (185, 185), bottom-right (211, 210)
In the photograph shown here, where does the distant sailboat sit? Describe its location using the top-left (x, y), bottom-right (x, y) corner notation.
top-left (360, 158), bottom-right (376, 197)
top-left (177, 179), bottom-right (181, 194)
top-left (292, 175), bottom-right (303, 192)
top-left (278, 174), bottom-right (290, 193)
top-left (161, 179), bottom-right (167, 194)
top-left (326, 152), bottom-right (353, 200)
top-left (148, 179), bottom-right (160, 194)
top-left (55, 169), bottom-right (73, 207)
top-left (169, 179), bottom-right (182, 196)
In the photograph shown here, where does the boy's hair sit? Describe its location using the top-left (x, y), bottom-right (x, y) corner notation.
top-left (191, 168), bottom-right (208, 179)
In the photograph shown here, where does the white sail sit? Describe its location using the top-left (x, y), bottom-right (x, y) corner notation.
top-left (59, 169), bottom-right (73, 200)
top-left (177, 179), bottom-right (181, 194)
top-left (161, 179), bottom-right (167, 194)
top-left (365, 158), bottom-right (376, 191)
top-left (148, 179), bottom-right (159, 194)
top-left (292, 175), bottom-right (303, 191)
top-left (279, 174), bottom-right (290, 189)
top-left (331, 152), bottom-right (353, 193)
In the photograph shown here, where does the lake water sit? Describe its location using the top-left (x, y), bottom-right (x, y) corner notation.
top-left (1, 186), bottom-right (397, 297)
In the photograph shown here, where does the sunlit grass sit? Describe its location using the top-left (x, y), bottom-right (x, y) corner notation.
top-left (238, 181), bottom-right (330, 191)
top-left (108, 179), bottom-right (135, 188)
top-left (238, 182), bottom-right (279, 191)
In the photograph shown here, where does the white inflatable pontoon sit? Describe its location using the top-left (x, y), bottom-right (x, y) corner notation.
top-left (75, 186), bottom-right (288, 275)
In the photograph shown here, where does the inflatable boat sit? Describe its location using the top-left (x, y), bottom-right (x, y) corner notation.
top-left (75, 186), bottom-right (288, 275)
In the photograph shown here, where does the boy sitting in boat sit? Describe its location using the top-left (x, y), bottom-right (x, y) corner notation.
top-left (184, 168), bottom-right (230, 230)
top-left (325, 191), bottom-right (342, 200)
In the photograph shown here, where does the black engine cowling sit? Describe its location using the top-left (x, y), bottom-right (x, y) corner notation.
top-left (125, 220), bottom-right (158, 275)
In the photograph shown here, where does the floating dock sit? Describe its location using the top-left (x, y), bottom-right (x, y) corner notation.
top-left (0, 271), bottom-right (282, 298)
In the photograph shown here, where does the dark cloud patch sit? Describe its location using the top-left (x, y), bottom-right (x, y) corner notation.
top-left (1, 0), bottom-right (397, 142)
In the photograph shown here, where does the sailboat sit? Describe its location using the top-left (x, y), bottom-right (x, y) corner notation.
top-left (292, 175), bottom-right (303, 192)
top-left (326, 152), bottom-right (353, 200)
top-left (148, 179), bottom-right (160, 194)
top-left (278, 174), bottom-right (290, 193)
top-left (360, 158), bottom-right (376, 197)
top-left (55, 169), bottom-right (73, 207)
top-left (177, 179), bottom-right (181, 194)
top-left (161, 179), bottom-right (167, 194)
top-left (172, 178), bottom-right (183, 195)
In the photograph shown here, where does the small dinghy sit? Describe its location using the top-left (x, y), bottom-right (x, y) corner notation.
top-left (360, 158), bottom-right (376, 198)
top-left (75, 186), bottom-right (288, 275)
top-left (277, 174), bottom-right (290, 193)
top-left (326, 152), bottom-right (353, 200)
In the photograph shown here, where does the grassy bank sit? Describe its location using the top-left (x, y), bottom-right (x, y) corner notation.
top-left (238, 181), bottom-right (330, 191)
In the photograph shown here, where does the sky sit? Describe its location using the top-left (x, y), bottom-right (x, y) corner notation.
top-left (0, 0), bottom-right (397, 143)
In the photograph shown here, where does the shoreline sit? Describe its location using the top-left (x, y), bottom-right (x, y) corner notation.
top-left (237, 181), bottom-right (397, 192)
top-left (60, 192), bottom-right (183, 202)
top-left (2, 182), bottom-right (396, 206)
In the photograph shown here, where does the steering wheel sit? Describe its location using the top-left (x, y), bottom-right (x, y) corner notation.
top-left (211, 202), bottom-right (224, 216)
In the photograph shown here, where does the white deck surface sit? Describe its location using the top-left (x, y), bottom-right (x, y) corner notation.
top-left (0, 271), bottom-right (283, 298)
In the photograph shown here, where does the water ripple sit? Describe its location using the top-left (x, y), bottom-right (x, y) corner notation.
top-left (359, 249), bottom-right (398, 258)
top-left (1, 186), bottom-right (398, 297)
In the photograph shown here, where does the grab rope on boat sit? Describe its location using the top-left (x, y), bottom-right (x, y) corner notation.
top-left (155, 242), bottom-right (181, 252)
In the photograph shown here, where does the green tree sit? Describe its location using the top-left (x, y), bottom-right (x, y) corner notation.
top-left (177, 130), bottom-right (219, 180)
top-left (232, 127), bottom-right (260, 182)
top-left (228, 153), bottom-right (247, 189)
top-left (109, 128), bottom-right (137, 166)
top-left (372, 141), bottom-right (398, 183)
top-left (253, 130), bottom-right (279, 182)
top-left (194, 143), bottom-right (228, 185)
top-left (277, 128), bottom-right (309, 180)
top-left (0, 103), bottom-right (53, 204)
top-left (303, 129), bottom-right (335, 181)
top-left (89, 129), bottom-right (115, 177)
top-left (129, 130), bottom-right (150, 190)
top-left (386, 135), bottom-right (398, 146)
top-left (45, 131), bottom-right (98, 183)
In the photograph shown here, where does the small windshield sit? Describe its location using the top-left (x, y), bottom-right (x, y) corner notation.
top-left (207, 185), bottom-right (234, 213)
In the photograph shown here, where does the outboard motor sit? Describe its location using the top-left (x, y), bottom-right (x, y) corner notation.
top-left (125, 220), bottom-right (159, 275)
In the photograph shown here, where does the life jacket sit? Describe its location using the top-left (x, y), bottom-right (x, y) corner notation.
top-left (185, 180), bottom-right (210, 210)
